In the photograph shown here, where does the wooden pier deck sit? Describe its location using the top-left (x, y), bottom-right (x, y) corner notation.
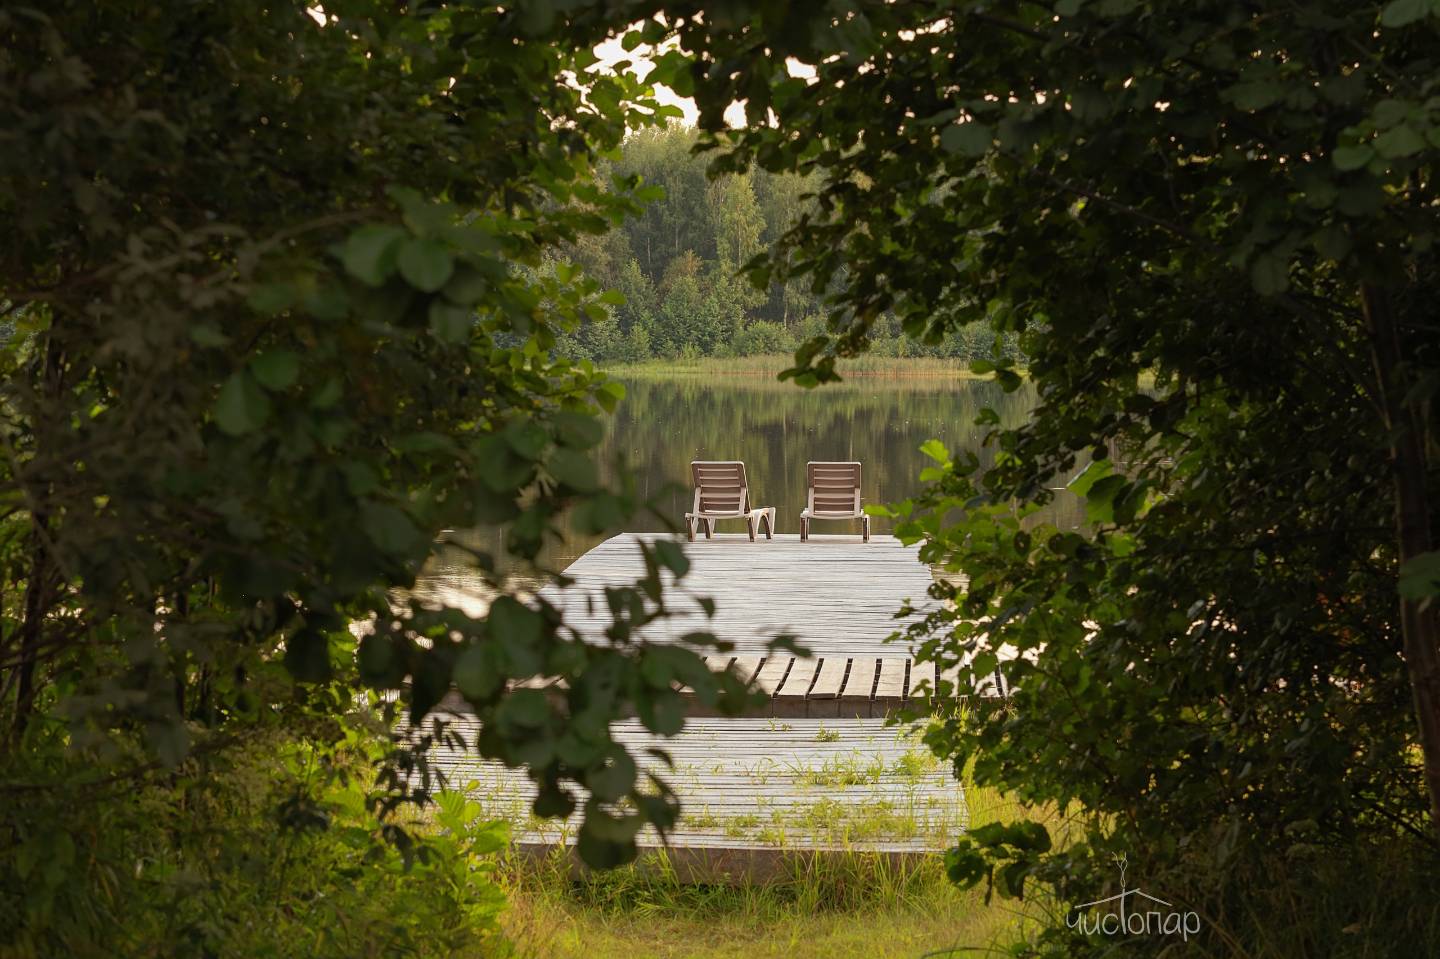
top-left (430, 714), bottom-right (969, 875)
top-left (539, 533), bottom-right (1006, 713)
top-left (432, 533), bottom-right (987, 865)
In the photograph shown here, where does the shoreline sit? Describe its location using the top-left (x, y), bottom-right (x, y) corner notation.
top-left (600, 354), bottom-right (1002, 379)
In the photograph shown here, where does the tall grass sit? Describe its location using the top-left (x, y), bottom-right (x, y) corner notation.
top-left (498, 844), bottom-right (1040, 959)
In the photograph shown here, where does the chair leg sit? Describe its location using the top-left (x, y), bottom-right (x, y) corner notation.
top-left (800, 517), bottom-right (808, 542)
top-left (704, 518), bottom-right (713, 539)
top-left (686, 516), bottom-right (695, 542)
top-left (764, 508), bottom-right (774, 539)
top-left (862, 514), bottom-right (870, 543)
top-left (747, 514), bottom-right (756, 542)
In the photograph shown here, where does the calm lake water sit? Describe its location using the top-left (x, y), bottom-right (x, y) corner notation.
top-left (420, 374), bottom-right (1082, 607)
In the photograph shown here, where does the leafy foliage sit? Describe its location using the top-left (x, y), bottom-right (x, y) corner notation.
top-left (539, 0), bottom-right (1440, 951)
top-left (0, 723), bottom-right (508, 958)
top-left (0, 0), bottom-right (757, 880)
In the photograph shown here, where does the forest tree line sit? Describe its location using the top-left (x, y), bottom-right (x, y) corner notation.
top-left (547, 124), bottom-right (1022, 363)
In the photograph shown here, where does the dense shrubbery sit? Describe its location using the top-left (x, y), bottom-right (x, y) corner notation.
top-left (1, 722), bottom-right (509, 958)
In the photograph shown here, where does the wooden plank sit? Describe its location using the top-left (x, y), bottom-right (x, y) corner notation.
top-left (807, 657), bottom-right (847, 699)
top-left (907, 659), bottom-right (936, 700)
top-left (730, 655), bottom-right (763, 686)
top-left (775, 658), bottom-right (817, 698)
top-left (840, 657), bottom-right (877, 699)
top-left (874, 657), bottom-right (906, 699)
top-left (753, 656), bottom-right (790, 696)
top-left (773, 658), bottom-right (817, 717)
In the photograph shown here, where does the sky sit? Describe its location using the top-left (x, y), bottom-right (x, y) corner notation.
top-left (590, 35), bottom-right (749, 128)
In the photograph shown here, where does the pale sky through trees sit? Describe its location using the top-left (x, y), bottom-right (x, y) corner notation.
top-left (591, 34), bottom-right (816, 129)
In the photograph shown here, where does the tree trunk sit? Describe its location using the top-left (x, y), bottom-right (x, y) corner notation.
top-left (1362, 282), bottom-right (1440, 836)
top-left (11, 532), bottom-right (51, 742)
top-left (9, 330), bottom-right (65, 744)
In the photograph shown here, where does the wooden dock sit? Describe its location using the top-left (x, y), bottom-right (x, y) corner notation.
top-left (431, 533), bottom-right (989, 866)
top-left (539, 533), bottom-right (1006, 713)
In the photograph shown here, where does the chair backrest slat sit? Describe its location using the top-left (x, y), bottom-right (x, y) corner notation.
top-left (691, 461), bottom-right (749, 514)
top-left (806, 461), bottom-right (862, 515)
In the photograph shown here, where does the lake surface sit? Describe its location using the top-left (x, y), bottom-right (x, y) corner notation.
top-left (419, 374), bottom-right (1082, 608)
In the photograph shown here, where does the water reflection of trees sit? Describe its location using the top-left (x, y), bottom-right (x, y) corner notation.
top-left (423, 377), bottom-right (1082, 591)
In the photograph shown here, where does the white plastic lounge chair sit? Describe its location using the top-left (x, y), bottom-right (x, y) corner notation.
top-left (685, 461), bottom-right (775, 542)
top-left (800, 461), bottom-right (870, 542)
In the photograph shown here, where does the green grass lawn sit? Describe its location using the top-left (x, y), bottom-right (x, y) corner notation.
top-left (494, 780), bottom-right (1048, 959)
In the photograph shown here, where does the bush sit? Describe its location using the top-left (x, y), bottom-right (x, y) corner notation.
top-left (0, 722), bottom-right (510, 959)
top-left (728, 320), bottom-right (794, 356)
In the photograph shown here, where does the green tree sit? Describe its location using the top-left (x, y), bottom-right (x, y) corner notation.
top-left (536, 0), bottom-right (1440, 950)
top-left (707, 171), bottom-right (766, 270)
top-left (0, 4), bottom-right (760, 914)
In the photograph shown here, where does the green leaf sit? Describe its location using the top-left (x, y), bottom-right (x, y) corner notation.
top-left (944, 843), bottom-right (990, 888)
top-left (1067, 459), bottom-right (1113, 497)
top-left (596, 380), bottom-right (626, 413)
top-left (1250, 252), bottom-right (1289, 295)
top-left (429, 300), bottom-right (473, 343)
top-left (310, 377), bottom-right (343, 410)
top-left (1373, 124), bottom-right (1427, 158)
top-left (1399, 551), bottom-right (1440, 600)
top-left (920, 439), bottom-right (950, 463)
top-left (247, 281), bottom-right (295, 315)
top-left (548, 448), bottom-right (600, 491)
top-left (396, 237), bottom-right (455, 292)
top-left (453, 643), bottom-right (504, 700)
top-left (488, 596), bottom-right (545, 674)
top-left (215, 372), bottom-right (271, 436)
top-left (1084, 475), bottom-right (1127, 524)
top-left (504, 419), bottom-right (551, 461)
top-left (1228, 81), bottom-right (1282, 112)
top-left (940, 122), bottom-right (992, 157)
top-left (284, 629), bottom-right (333, 683)
top-left (1380, 0), bottom-right (1434, 27)
top-left (251, 350), bottom-right (300, 391)
top-left (1332, 144), bottom-right (1376, 172)
top-left (653, 539), bottom-right (690, 577)
top-left (496, 688), bottom-right (550, 729)
top-left (359, 501), bottom-right (425, 554)
top-left (340, 225), bottom-right (406, 286)
top-left (358, 633), bottom-right (406, 689)
top-left (554, 411), bottom-right (605, 449)
top-left (190, 324), bottom-right (230, 347)
top-left (587, 749), bottom-right (637, 801)
top-left (473, 435), bottom-right (534, 493)
top-left (638, 689), bottom-right (686, 735)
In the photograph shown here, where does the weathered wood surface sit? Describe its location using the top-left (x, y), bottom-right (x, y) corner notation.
top-left (530, 533), bottom-right (1007, 711)
top-left (425, 533), bottom-right (991, 862)
top-left (429, 715), bottom-right (968, 856)
top-left (542, 533), bottom-right (932, 655)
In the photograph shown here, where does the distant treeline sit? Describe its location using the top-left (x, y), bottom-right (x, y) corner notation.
top-left (547, 125), bottom-right (1022, 364)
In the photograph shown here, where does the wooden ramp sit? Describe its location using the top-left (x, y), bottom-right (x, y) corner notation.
top-left (432, 532), bottom-right (986, 868)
